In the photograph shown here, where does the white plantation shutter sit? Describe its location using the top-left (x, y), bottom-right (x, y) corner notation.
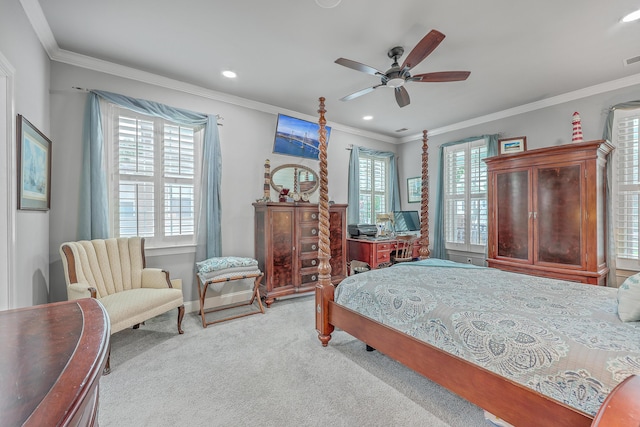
top-left (443, 139), bottom-right (488, 252)
top-left (163, 125), bottom-right (195, 237)
top-left (111, 107), bottom-right (200, 246)
top-left (614, 109), bottom-right (640, 268)
top-left (358, 154), bottom-right (388, 224)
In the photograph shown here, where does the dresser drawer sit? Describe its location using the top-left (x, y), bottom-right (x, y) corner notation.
top-left (376, 242), bottom-right (393, 251)
top-left (299, 223), bottom-right (319, 238)
top-left (300, 271), bottom-right (319, 284)
top-left (375, 251), bottom-right (391, 263)
top-left (299, 209), bottom-right (320, 222)
top-left (300, 241), bottom-right (319, 253)
top-left (300, 257), bottom-right (319, 269)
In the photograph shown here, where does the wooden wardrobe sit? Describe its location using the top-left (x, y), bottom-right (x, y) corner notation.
top-left (485, 140), bottom-right (613, 285)
top-left (253, 202), bottom-right (347, 306)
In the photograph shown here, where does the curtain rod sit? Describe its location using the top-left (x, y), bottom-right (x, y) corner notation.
top-left (72, 86), bottom-right (224, 125)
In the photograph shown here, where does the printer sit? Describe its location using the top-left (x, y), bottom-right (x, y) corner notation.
top-left (348, 224), bottom-right (378, 237)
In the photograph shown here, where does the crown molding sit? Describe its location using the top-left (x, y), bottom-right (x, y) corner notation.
top-left (399, 72), bottom-right (640, 144)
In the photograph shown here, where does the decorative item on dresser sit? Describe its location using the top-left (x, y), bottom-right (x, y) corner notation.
top-left (253, 202), bottom-right (347, 306)
top-left (485, 139), bottom-right (613, 285)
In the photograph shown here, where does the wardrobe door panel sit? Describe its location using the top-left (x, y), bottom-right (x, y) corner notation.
top-left (496, 170), bottom-right (530, 261)
top-left (536, 164), bottom-right (582, 266)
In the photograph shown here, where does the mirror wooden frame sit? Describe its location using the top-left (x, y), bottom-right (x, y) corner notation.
top-left (270, 163), bottom-right (319, 196)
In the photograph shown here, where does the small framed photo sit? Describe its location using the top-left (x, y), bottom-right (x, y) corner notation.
top-left (17, 114), bottom-right (52, 211)
top-left (498, 136), bottom-right (527, 155)
top-left (407, 177), bottom-right (421, 203)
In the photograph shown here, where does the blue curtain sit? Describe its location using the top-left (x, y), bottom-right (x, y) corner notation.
top-left (431, 134), bottom-right (498, 259)
top-left (79, 90), bottom-right (222, 259)
top-left (347, 146), bottom-right (400, 225)
top-left (602, 101), bottom-right (640, 285)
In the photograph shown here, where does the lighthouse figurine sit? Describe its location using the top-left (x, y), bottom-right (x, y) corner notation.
top-left (572, 112), bottom-right (584, 143)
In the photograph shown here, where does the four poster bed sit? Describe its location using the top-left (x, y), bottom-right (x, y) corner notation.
top-left (312, 98), bottom-right (640, 426)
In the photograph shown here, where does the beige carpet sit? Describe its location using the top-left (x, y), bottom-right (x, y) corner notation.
top-left (99, 295), bottom-right (488, 426)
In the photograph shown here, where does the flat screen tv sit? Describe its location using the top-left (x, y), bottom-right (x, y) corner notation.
top-left (393, 210), bottom-right (420, 232)
top-left (273, 114), bottom-right (331, 160)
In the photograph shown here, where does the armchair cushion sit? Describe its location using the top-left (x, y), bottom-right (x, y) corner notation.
top-left (99, 287), bottom-right (183, 334)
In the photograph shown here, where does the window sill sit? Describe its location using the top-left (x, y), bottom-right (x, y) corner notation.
top-left (145, 244), bottom-right (196, 257)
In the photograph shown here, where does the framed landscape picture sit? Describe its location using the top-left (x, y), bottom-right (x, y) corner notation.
top-left (17, 114), bottom-right (51, 211)
top-left (272, 114), bottom-right (331, 160)
top-left (498, 136), bottom-right (527, 155)
top-left (407, 177), bottom-right (421, 203)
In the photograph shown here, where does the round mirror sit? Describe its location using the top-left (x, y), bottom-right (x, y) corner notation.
top-left (270, 164), bottom-right (319, 195)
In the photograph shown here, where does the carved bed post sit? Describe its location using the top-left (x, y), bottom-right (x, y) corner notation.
top-left (419, 130), bottom-right (431, 259)
top-left (315, 97), bottom-right (334, 346)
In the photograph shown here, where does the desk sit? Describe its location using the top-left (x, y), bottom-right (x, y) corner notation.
top-left (347, 237), bottom-right (420, 270)
top-left (0, 298), bottom-right (110, 427)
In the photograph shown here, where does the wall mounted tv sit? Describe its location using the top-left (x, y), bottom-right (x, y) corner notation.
top-left (273, 114), bottom-right (331, 160)
top-left (393, 210), bottom-right (420, 232)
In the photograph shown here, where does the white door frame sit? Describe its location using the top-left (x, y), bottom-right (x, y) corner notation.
top-left (0, 51), bottom-right (16, 310)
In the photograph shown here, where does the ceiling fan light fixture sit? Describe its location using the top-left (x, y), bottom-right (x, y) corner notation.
top-left (386, 77), bottom-right (405, 88)
top-left (222, 70), bottom-right (237, 78)
top-left (363, 115), bottom-right (373, 121)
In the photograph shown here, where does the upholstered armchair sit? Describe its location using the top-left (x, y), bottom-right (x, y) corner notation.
top-left (60, 237), bottom-right (184, 374)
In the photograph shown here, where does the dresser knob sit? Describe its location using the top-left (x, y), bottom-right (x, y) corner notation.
top-left (312, 244), bottom-right (317, 250)
top-left (312, 275), bottom-right (317, 281)
top-left (312, 260), bottom-right (317, 265)
top-left (311, 229), bottom-right (317, 235)
top-left (312, 213), bottom-right (317, 219)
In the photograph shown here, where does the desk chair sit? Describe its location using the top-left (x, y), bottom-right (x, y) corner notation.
top-left (394, 236), bottom-right (417, 263)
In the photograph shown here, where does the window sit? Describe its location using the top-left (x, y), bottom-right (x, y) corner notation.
top-left (443, 139), bottom-right (488, 253)
top-left (107, 106), bottom-right (201, 247)
top-left (358, 154), bottom-right (389, 224)
top-left (613, 108), bottom-right (640, 270)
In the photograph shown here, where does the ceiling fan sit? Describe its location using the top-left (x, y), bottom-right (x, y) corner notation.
top-left (335, 29), bottom-right (470, 108)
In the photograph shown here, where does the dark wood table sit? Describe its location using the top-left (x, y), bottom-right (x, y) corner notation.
top-left (0, 298), bottom-right (110, 426)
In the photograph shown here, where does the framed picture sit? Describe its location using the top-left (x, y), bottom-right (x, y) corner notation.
top-left (407, 177), bottom-right (421, 203)
top-left (273, 114), bottom-right (331, 160)
top-left (498, 136), bottom-right (527, 155)
top-left (17, 114), bottom-right (51, 211)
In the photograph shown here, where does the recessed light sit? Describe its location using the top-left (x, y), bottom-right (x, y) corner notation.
top-left (363, 115), bottom-right (373, 121)
top-left (222, 70), bottom-right (237, 78)
top-left (315, 0), bottom-right (341, 8)
top-left (622, 9), bottom-right (640, 22)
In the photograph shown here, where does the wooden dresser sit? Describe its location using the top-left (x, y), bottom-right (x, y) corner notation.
top-left (253, 202), bottom-right (347, 306)
top-left (485, 140), bottom-right (613, 285)
top-left (0, 298), bottom-right (110, 426)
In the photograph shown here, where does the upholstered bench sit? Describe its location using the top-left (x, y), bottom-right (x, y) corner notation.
top-left (196, 256), bottom-right (265, 327)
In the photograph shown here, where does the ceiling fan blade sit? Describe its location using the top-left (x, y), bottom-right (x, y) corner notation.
top-left (395, 86), bottom-right (410, 108)
top-left (340, 84), bottom-right (383, 102)
top-left (412, 71), bottom-right (471, 82)
top-left (400, 30), bottom-right (446, 70)
top-left (335, 58), bottom-right (384, 76)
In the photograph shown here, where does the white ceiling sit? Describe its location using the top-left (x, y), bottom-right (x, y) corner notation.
top-left (30, 0), bottom-right (640, 141)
